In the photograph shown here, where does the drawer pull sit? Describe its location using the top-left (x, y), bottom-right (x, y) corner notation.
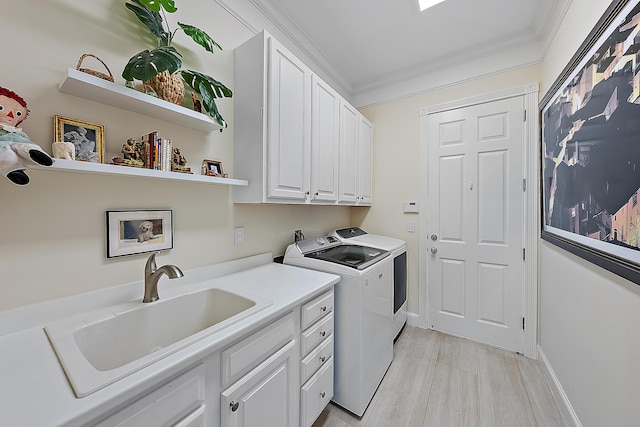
top-left (320, 392), bottom-right (326, 399)
top-left (230, 401), bottom-right (239, 412)
top-left (319, 356), bottom-right (326, 363)
top-left (320, 331), bottom-right (326, 337)
top-left (320, 306), bottom-right (327, 312)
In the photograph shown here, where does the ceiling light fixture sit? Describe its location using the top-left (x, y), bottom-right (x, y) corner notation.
top-left (418, 0), bottom-right (447, 11)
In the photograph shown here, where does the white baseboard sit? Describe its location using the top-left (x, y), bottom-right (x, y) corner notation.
top-left (537, 346), bottom-right (582, 427)
top-left (407, 311), bottom-right (420, 327)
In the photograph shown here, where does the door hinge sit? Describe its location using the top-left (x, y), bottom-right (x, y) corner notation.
top-left (523, 110), bottom-right (527, 122)
top-left (522, 317), bottom-right (525, 330)
top-left (522, 178), bottom-right (526, 192)
top-left (522, 248), bottom-right (526, 260)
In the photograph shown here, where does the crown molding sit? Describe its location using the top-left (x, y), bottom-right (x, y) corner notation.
top-left (218, 0), bottom-right (572, 108)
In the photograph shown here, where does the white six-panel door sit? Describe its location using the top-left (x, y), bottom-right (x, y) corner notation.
top-left (427, 96), bottom-right (525, 352)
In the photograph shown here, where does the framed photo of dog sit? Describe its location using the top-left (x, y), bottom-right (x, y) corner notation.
top-left (106, 210), bottom-right (173, 258)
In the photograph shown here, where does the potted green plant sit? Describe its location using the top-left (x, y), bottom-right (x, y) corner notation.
top-left (122, 0), bottom-right (232, 130)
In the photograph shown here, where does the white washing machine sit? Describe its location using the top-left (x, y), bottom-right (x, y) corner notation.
top-left (284, 235), bottom-right (393, 417)
top-left (331, 227), bottom-right (407, 340)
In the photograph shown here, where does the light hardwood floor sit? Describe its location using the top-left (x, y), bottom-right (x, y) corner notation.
top-left (312, 326), bottom-right (566, 427)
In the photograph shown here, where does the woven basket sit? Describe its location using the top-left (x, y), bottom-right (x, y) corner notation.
top-left (145, 71), bottom-right (185, 106)
top-left (76, 54), bottom-right (114, 82)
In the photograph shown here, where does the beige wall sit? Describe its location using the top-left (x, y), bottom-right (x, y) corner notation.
top-left (0, 0), bottom-right (349, 311)
top-left (539, 1), bottom-right (640, 426)
top-left (357, 65), bottom-right (541, 315)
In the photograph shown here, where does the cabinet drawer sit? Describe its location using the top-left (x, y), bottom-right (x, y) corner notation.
top-left (222, 313), bottom-right (295, 387)
top-left (94, 365), bottom-right (204, 427)
top-left (301, 335), bottom-right (333, 384)
top-left (301, 313), bottom-right (333, 355)
top-left (173, 404), bottom-right (205, 427)
top-left (301, 290), bottom-right (334, 330)
top-left (300, 359), bottom-right (333, 427)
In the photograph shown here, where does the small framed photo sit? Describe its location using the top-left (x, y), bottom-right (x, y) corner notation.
top-left (54, 115), bottom-right (104, 163)
top-left (106, 210), bottom-right (173, 258)
top-left (201, 159), bottom-right (227, 177)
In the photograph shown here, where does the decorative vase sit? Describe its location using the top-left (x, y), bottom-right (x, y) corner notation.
top-left (145, 71), bottom-right (185, 105)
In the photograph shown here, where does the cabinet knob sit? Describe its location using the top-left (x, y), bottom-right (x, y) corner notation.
top-left (319, 356), bottom-right (326, 363)
top-left (320, 306), bottom-right (327, 312)
top-left (230, 401), bottom-right (239, 412)
top-left (320, 331), bottom-right (326, 337)
top-left (320, 392), bottom-right (326, 399)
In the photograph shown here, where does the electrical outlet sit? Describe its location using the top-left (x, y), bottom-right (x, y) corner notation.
top-left (234, 227), bottom-right (245, 245)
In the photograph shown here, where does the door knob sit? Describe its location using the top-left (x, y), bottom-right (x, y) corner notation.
top-left (430, 247), bottom-right (438, 254)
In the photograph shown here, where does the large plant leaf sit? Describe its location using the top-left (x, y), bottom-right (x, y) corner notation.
top-left (177, 23), bottom-right (222, 54)
top-left (181, 69), bottom-right (232, 129)
top-left (138, 0), bottom-right (176, 13)
top-left (122, 46), bottom-right (182, 81)
top-left (125, 0), bottom-right (168, 45)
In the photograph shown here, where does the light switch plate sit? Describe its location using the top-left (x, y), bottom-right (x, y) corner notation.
top-left (234, 227), bottom-right (245, 245)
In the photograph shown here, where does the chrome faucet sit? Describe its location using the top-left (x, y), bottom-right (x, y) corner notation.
top-left (143, 252), bottom-right (184, 303)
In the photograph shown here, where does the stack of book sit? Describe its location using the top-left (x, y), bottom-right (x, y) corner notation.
top-left (141, 131), bottom-right (172, 171)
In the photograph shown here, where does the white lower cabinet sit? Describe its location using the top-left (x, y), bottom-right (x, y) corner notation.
top-left (93, 364), bottom-right (206, 427)
top-left (220, 313), bottom-right (298, 427)
top-left (221, 340), bottom-right (297, 427)
top-left (299, 290), bottom-right (335, 427)
top-left (88, 289), bottom-right (335, 427)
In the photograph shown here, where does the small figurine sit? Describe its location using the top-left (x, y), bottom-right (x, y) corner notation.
top-left (171, 147), bottom-right (191, 173)
top-left (52, 141), bottom-right (75, 160)
top-left (122, 138), bottom-right (140, 161)
top-left (191, 92), bottom-right (202, 113)
top-left (0, 86), bottom-right (53, 185)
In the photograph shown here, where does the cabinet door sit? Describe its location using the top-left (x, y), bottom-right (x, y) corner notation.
top-left (311, 75), bottom-right (340, 203)
top-left (267, 37), bottom-right (312, 201)
top-left (358, 116), bottom-right (373, 205)
top-left (221, 340), bottom-right (297, 427)
top-left (338, 100), bottom-right (359, 203)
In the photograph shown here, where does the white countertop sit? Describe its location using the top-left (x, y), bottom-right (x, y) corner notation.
top-left (0, 253), bottom-right (339, 427)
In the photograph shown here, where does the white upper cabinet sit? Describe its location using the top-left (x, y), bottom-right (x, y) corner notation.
top-left (358, 115), bottom-right (373, 205)
top-left (233, 31), bottom-right (372, 205)
top-left (266, 37), bottom-right (312, 201)
top-left (311, 76), bottom-right (340, 203)
top-left (338, 100), bottom-right (359, 204)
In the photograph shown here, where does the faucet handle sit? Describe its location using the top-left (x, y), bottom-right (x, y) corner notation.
top-left (145, 251), bottom-right (160, 273)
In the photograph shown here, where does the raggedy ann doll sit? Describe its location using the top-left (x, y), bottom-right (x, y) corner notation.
top-left (0, 86), bottom-right (53, 185)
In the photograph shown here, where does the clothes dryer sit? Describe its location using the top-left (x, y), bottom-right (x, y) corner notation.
top-left (331, 227), bottom-right (407, 339)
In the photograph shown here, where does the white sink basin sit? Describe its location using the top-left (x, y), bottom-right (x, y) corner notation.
top-left (45, 287), bottom-right (271, 397)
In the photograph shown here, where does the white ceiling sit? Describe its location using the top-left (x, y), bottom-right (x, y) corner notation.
top-left (220, 0), bottom-right (569, 106)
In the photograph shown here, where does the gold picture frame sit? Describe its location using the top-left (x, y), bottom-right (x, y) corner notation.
top-left (54, 115), bottom-right (105, 163)
top-left (201, 159), bottom-right (227, 177)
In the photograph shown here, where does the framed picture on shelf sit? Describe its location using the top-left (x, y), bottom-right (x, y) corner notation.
top-left (106, 210), bottom-right (173, 258)
top-left (54, 115), bottom-right (104, 163)
top-left (201, 159), bottom-right (227, 177)
top-left (540, 0), bottom-right (640, 285)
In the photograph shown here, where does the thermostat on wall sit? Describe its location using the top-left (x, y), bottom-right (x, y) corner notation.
top-left (403, 201), bottom-right (419, 213)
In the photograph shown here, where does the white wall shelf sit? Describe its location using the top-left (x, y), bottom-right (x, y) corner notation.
top-left (39, 159), bottom-right (248, 186)
top-left (58, 68), bottom-right (223, 133)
